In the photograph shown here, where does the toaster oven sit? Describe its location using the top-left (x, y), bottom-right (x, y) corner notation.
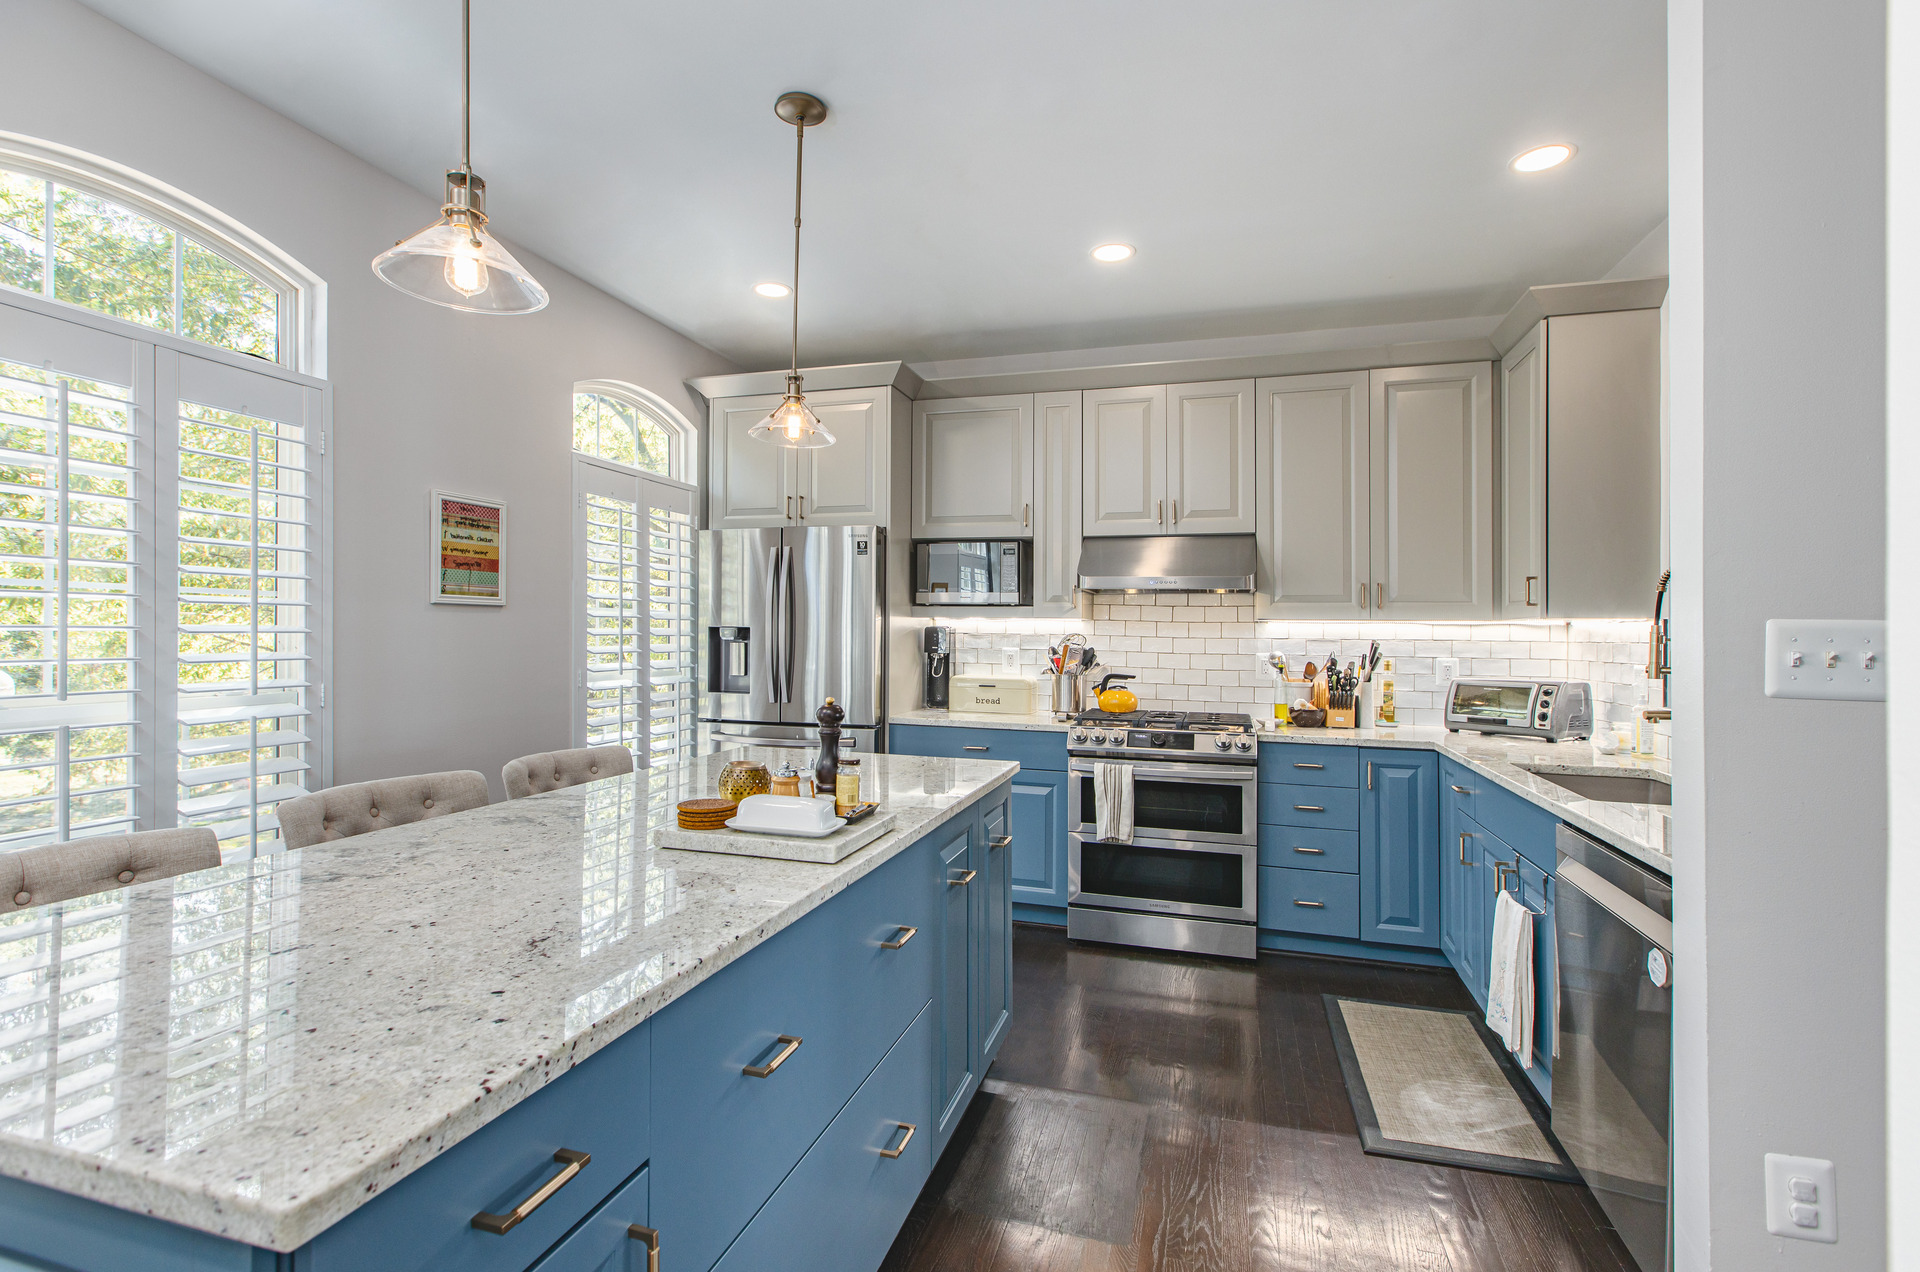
top-left (1445, 678), bottom-right (1593, 741)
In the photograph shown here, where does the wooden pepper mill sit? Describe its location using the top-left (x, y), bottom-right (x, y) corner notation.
top-left (815, 697), bottom-right (844, 796)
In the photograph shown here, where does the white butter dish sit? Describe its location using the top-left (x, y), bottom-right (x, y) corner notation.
top-left (729, 793), bottom-right (843, 835)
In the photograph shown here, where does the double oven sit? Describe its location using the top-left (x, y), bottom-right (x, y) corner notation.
top-left (1065, 718), bottom-right (1259, 959)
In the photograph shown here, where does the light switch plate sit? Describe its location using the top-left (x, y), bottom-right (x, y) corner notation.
top-left (1764, 1153), bottom-right (1836, 1242)
top-left (1763, 620), bottom-right (1886, 701)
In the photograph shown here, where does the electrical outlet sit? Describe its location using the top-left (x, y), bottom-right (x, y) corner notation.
top-left (1436, 658), bottom-right (1460, 685)
top-left (1764, 620), bottom-right (1886, 701)
top-left (1765, 1154), bottom-right (1836, 1243)
top-left (1001, 646), bottom-right (1020, 673)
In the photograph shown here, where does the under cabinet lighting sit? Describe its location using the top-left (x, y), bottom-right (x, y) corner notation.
top-left (1091, 243), bottom-right (1135, 263)
top-left (754, 282), bottom-right (791, 298)
top-left (1511, 144), bottom-right (1575, 173)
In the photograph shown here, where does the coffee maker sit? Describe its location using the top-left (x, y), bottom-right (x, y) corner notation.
top-left (922, 626), bottom-right (954, 708)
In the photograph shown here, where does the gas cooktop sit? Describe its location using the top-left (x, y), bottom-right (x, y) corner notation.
top-left (1067, 709), bottom-right (1257, 759)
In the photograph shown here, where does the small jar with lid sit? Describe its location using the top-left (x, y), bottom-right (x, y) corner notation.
top-left (835, 757), bottom-right (862, 814)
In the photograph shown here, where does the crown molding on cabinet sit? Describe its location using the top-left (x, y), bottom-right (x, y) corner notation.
top-left (1488, 276), bottom-right (1669, 357)
top-left (686, 360), bottom-right (923, 401)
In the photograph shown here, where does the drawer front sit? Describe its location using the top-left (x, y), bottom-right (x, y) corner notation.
top-left (527, 1165), bottom-right (649, 1272)
top-left (888, 724), bottom-right (1067, 773)
top-left (1441, 759), bottom-right (1477, 824)
top-left (302, 1023), bottom-right (651, 1272)
top-left (1258, 743), bottom-right (1359, 787)
top-left (1259, 782), bottom-right (1361, 830)
top-left (651, 842), bottom-right (932, 1272)
top-left (711, 1001), bottom-right (935, 1272)
top-left (1258, 866), bottom-right (1360, 939)
top-left (1474, 779), bottom-right (1560, 872)
top-left (1257, 824), bottom-right (1359, 873)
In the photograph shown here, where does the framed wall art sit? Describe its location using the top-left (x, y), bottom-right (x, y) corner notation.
top-left (430, 490), bottom-right (506, 605)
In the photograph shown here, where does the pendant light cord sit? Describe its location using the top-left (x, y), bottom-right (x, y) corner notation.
top-left (462, 0), bottom-right (472, 174)
top-left (790, 116), bottom-right (804, 381)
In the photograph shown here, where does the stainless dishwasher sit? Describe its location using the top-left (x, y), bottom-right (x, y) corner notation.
top-left (1552, 824), bottom-right (1673, 1272)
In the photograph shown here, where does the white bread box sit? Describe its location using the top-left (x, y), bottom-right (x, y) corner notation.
top-left (951, 677), bottom-right (1034, 714)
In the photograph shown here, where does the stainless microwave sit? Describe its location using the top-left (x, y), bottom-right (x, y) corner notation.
top-left (913, 539), bottom-right (1032, 606)
top-left (1445, 678), bottom-right (1593, 741)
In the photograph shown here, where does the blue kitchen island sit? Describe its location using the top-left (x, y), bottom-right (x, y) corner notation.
top-left (0, 749), bottom-right (1015, 1272)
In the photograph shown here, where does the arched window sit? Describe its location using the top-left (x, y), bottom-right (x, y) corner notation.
top-left (0, 137), bottom-right (317, 370)
top-left (572, 380), bottom-right (692, 481)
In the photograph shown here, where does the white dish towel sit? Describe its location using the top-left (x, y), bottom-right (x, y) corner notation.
top-left (1093, 762), bottom-right (1134, 843)
top-left (1485, 888), bottom-right (1536, 1068)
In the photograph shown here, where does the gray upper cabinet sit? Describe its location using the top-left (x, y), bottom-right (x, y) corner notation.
top-left (709, 386), bottom-right (894, 529)
top-left (1498, 324), bottom-right (1547, 617)
top-left (1254, 371), bottom-right (1370, 618)
top-left (1031, 391), bottom-right (1083, 615)
top-left (911, 396), bottom-right (1034, 539)
top-left (1166, 380), bottom-right (1256, 533)
top-left (1499, 310), bottom-right (1661, 619)
top-left (1368, 362), bottom-right (1494, 620)
top-left (1082, 386), bottom-right (1167, 535)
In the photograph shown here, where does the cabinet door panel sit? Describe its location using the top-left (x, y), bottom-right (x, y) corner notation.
top-left (1083, 386), bottom-right (1167, 535)
top-left (1167, 380), bottom-right (1254, 533)
top-left (1369, 363), bottom-right (1493, 619)
top-left (797, 388), bottom-right (887, 524)
top-left (936, 823), bottom-right (974, 1135)
top-left (1359, 749), bottom-right (1439, 948)
top-left (912, 395), bottom-right (1033, 538)
top-left (1032, 391), bottom-right (1083, 613)
top-left (1255, 372), bottom-right (1370, 617)
top-left (979, 796), bottom-right (1012, 1063)
top-left (525, 1166), bottom-right (647, 1272)
top-left (1498, 324), bottom-right (1547, 617)
top-left (710, 395), bottom-right (794, 528)
top-left (1010, 770), bottom-right (1068, 906)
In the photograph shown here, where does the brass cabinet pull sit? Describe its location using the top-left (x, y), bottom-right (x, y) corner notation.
top-left (1376, 582), bottom-right (1384, 610)
top-left (743, 1035), bottom-right (803, 1078)
top-left (1459, 832), bottom-right (1472, 865)
top-left (948, 869), bottom-right (978, 886)
top-left (1294, 804), bottom-right (1325, 813)
top-left (470, 1149), bottom-right (590, 1234)
top-left (1367, 761), bottom-right (1373, 789)
top-left (627, 1225), bottom-right (661, 1272)
top-left (878, 1122), bottom-right (918, 1159)
top-left (880, 925), bottom-right (918, 949)
top-left (786, 495), bottom-right (793, 521)
top-left (1171, 499), bottom-right (1179, 524)
top-left (962, 745), bottom-right (989, 752)
top-left (1526, 575), bottom-right (1538, 606)
top-left (797, 494), bottom-right (805, 520)
top-left (989, 835), bottom-right (1012, 848)
top-left (1450, 784), bottom-right (1472, 795)
top-left (1294, 899), bottom-right (1326, 909)
top-left (1359, 582), bottom-right (1367, 609)
top-left (1157, 499), bottom-right (1164, 524)
top-left (1294, 762), bottom-right (1324, 770)
top-left (1024, 502), bottom-right (1031, 527)
top-left (1293, 846), bottom-right (1325, 855)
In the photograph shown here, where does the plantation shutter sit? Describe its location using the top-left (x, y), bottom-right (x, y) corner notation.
top-left (642, 477), bottom-right (695, 767)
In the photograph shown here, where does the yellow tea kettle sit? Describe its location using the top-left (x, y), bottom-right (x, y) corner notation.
top-left (1095, 673), bottom-right (1138, 714)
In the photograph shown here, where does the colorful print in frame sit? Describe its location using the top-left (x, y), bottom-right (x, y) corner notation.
top-left (431, 490), bottom-right (505, 605)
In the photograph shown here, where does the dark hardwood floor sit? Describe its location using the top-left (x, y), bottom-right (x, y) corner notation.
top-left (880, 924), bottom-right (1637, 1272)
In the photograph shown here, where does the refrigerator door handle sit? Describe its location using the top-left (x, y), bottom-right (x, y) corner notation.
top-left (767, 545), bottom-right (790, 703)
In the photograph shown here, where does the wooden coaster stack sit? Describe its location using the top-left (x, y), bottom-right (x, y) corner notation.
top-left (676, 798), bottom-right (738, 830)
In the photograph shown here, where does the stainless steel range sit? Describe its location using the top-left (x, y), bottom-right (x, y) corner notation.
top-left (1065, 710), bottom-right (1259, 960)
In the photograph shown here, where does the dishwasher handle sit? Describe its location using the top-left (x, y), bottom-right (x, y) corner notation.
top-left (1557, 858), bottom-right (1674, 956)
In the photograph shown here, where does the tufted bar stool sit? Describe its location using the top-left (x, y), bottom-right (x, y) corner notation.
top-left (502, 745), bottom-right (634, 800)
top-left (275, 770), bottom-right (490, 850)
top-left (0, 826), bottom-right (221, 914)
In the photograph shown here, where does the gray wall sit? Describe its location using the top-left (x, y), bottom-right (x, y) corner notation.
top-left (0, 0), bottom-right (735, 799)
top-left (1670, 1), bottom-right (1887, 1267)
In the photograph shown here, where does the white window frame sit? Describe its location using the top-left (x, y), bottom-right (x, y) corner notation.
top-left (572, 379), bottom-right (696, 483)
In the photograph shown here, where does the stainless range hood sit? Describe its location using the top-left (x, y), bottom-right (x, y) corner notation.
top-left (1076, 534), bottom-right (1257, 593)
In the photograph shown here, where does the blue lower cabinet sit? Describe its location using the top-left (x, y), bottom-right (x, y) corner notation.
top-left (1474, 779), bottom-right (1560, 872)
top-left (1257, 823), bottom-right (1359, 874)
top-left (888, 724), bottom-right (1066, 773)
top-left (1259, 782), bottom-right (1362, 829)
top-left (1257, 865), bottom-right (1360, 939)
top-left (1358, 749), bottom-right (1440, 949)
top-left (936, 820), bottom-right (975, 1141)
top-left (302, 1021), bottom-right (652, 1272)
top-left (528, 1166), bottom-right (650, 1272)
top-left (1439, 795), bottom-right (1478, 993)
top-left (1506, 854), bottom-right (1556, 1096)
top-left (980, 794), bottom-right (1013, 1063)
top-left (711, 1003), bottom-right (936, 1272)
top-left (1257, 742), bottom-right (1359, 787)
top-left (1008, 768), bottom-right (1069, 907)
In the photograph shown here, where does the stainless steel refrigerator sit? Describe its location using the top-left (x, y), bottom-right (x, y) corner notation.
top-left (697, 526), bottom-right (887, 755)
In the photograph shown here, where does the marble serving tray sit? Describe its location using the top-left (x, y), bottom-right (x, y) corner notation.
top-left (652, 811), bottom-right (900, 864)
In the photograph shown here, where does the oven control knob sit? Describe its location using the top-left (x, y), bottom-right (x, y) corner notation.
top-left (1149, 732), bottom-right (1168, 747)
top-left (1233, 738), bottom-right (1253, 752)
top-left (1089, 731), bottom-right (1106, 745)
top-left (1070, 729), bottom-right (1086, 743)
top-left (1213, 735), bottom-right (1232, 750)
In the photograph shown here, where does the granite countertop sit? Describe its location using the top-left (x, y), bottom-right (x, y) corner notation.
top-left (0, 749), bottom-right (1015, 1251)
top-left (889, 710), bottom-right (1671, 872)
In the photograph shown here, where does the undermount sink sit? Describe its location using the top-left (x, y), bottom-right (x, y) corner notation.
top-left (1531, 770), bottom-right (1672, 806)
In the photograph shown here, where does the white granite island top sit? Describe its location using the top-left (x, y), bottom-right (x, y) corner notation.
top-left (890, 710), bottom-right (1671, 872)
top-left (0, 749), bottom-right (1015, 1252)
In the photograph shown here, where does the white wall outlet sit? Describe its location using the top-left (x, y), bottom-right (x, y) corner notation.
top-left (1765, 1153), bottom-right (1837, 1243)
top-left (1763, 619), bottom-right (1886, 702)
top-left (1436, 658), bottom-right (1460, 685)
top-left (1001, 646), bottom-right (1020, 673)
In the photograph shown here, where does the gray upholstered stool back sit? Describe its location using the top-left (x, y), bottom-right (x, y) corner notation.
top-left (1, 826), bottom-right (221, 913)
top-left (276, 770), bottom-right (490, 850)
top-left (502, 745), bottom-right (634, 799)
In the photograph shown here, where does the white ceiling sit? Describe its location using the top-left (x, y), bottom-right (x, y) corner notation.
top-left (78, 0), bottom-right (1667, 370)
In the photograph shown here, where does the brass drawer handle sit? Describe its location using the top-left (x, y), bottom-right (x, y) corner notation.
top-left (880, 925), bottom-right (918, 949)
top-left (1294, 899), bottom-right (1326, 909)
top-left (1294, 805), bottom-right (1325, 813)
top-left (962, 745), bottom-right (989, 752)
top-left (1293, 846), bottom-right (1325, 855)
top-left (878, 1121), bottom-right (918, 1159)
top-left (471, 1149), bottom-right (590, 1234)
top-left (1294, 762), bottom-right (1324, 770)
top-left (1450, 784), bottom-right (1472, 795)
top-left (949, 869), bottom-right (978, 886)
top-left (743, 1035), bottom-right (803, 1078)
top-left (989, 835), bottom-right (1012, 848)
top-left (628, 1224), bottom-right (660, 1272)
top-left (1460, 831), bottom-right (1472, 865)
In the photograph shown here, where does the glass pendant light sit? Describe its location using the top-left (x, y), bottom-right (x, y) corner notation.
top-left (749, 93), bottom-right (834, 448)
top-left (372, 0), bottom-right (548, 314)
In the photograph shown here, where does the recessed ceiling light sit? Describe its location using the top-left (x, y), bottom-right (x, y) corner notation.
top-left (1511, 144), bottom-right (1575, 173)
top-left (754, 281), bottom-right (791, 298)
top-left (1091, 243), bottom-right (1135, 263)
